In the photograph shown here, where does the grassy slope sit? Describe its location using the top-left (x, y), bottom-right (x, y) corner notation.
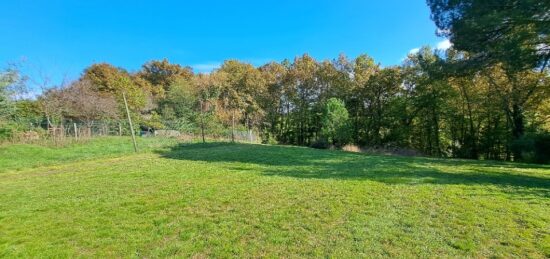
top-left (0, 137), bottom-right (178, 173)
top-left (0, 138), bottom-right (549, 257)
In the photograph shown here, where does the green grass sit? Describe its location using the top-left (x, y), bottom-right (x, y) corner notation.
top-left (0, 137), bottom-right (549, 257)
top-left (0, 137), bottom-right (178, 173)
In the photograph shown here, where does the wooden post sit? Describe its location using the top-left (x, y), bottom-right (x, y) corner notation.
top-left (73, 123), bottom-right (78, 140)
top-left (231, 110), bottom-right (235, 143)
top-left (118, 122), bottom-right (122, 136)
top-left (123, 92), bottom-right (138, 152)
top-left (246, 117), bottom-right (252, 142)
top-left (200, 100), bottom-right (206, 144)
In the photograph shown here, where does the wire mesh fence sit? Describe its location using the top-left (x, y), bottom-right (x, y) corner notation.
top-left (7, 119), bottom-right (261, 145)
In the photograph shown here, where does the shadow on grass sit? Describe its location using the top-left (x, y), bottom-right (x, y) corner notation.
top-left (158, 142), bottom-right (550, 197)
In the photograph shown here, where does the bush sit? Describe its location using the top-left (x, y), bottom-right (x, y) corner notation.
top-left (321, 98), bottom-right (352, 147)
top-left (0, 122), bottom-right (27, 141)
top-left (310, 138), bottom-right (330, 149)
top-left (0, 125), bottom-right (16, 141)
top-left (261, 133), bottom-right (278, 145)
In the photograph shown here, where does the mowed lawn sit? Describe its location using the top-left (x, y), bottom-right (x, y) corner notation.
top-left (0, 137), bottom-right (549, 257)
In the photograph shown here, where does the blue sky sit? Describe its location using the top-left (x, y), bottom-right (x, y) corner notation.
top-left (1, 0), bottom-right (448, 87)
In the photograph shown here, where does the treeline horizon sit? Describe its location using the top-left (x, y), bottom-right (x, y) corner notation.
top-left (1, 0), bottom-right (549, 163)
top-left (3, 46), bottom-right (548, 163)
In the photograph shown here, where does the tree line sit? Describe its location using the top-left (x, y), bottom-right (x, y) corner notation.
top-left (1, 0), bottom-right (549, 163)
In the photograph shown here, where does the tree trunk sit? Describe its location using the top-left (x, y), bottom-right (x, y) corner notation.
top-left (510, 103), bottom-right (525, 160)
top-left (431, 93), bottom-right (441, 157)
top-left (459, 84), bottom-right (478, 159)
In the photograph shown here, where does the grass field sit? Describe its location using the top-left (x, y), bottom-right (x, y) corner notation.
top-left (0, 137), bottom-right (549, 257)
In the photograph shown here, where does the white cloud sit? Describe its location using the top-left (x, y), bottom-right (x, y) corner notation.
top-left (401, 39), bottom-right (453, 63)
top-left (436, 39), bottom-right (452, 50)
top-left (409, 48), bottom-right (420, 55)
top-left (192, 63), bottom-right (220, 74)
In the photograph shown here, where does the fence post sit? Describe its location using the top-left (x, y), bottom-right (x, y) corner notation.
top-left (231, 110), bottom-right (235, 143)
top-left (200, 100), bottom-right (206, 144)
top-left (73, 123), bottom-right (78, 140)
top-left (123, 92), bottom-right (138, 152)
top-left (118, 122), bottom-right (122, 136)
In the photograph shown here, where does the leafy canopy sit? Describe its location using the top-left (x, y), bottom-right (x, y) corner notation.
top-left (321, 98), bottom-right (351, 146)
top-left (427, 0), bottom-right (550, 71)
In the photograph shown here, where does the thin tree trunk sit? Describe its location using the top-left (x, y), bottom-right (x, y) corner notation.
top-left (459, 84), bottom-right (478, 159)
top-left (510, 103), bottom-right (524, 160)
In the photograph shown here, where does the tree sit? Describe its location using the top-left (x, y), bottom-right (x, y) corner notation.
top-left (38, 87), bottom-right (67, 128)
top-left (161, 79), bottom-right (197, 119)
top-left (403, 47), bottom-right (449, 156)
top-left (58, 80), bottom-right (119, 125)
top-left (482, 65), bottom-right (545, 145)
top-left (159, 78), bottom-right (198, 131)
top-left (82, 63), bottom-right (147, 113)
top-left (363, 67), bottom-right (402, 145)
top-left (9, 51), bottom-right (546, 162)
top-left (427, 0), bottom-right (550, 159)
top-left (14, 100), bottom-right (42, 124)
top-left (194, 74), bottom-right (221, 143)
top-left (321, 98), bottom-right (351, 147)
top-left (0, 70), bottom-right (16, 121)
top-left (350, 54), bottom-right (379, 144)
top-left (427, 0), bottom-right (550, 71)
top-left (0, 66), bottom-right (26, 122)
top-left (287, 54), bottom-right (319, 145)
top-left (259, 62), bottom-right (288, 142)
top-left (139, 59), bottom-right (193, 96)
top-left (216, 60), bottom-right (266, 141)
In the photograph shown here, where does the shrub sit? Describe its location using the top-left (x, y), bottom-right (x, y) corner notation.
top-left (0, 121), bottom-right (29, 142)
top-left (321, 98), bottom-right (352, 147)
top-left (310, 138), bottom-right (330, 149)
top-left (0, 125), bottom-right (16, 141)
top-left (261, 133), bottom-right (278, 145)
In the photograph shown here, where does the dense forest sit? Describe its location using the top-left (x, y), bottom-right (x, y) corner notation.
top-left (1, 0), bottom-right (549, 163)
